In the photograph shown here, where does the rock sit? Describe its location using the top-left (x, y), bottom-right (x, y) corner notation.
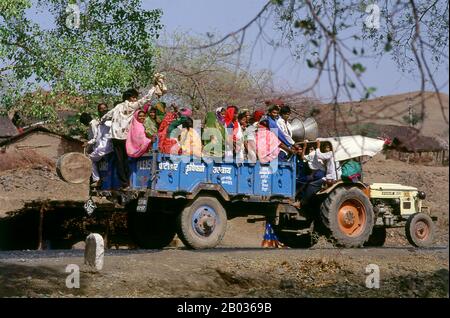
top-left (279, 279), bottom-right (295, 289)
top-left (84, 233), bottom-right (105, 271)
top-left (168, 235), bottom-right (183, 248)
top-left (72, 241), bottom-right (86, 250)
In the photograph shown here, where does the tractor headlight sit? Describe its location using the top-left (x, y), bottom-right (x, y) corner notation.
top-left (417, 191), bottom-right (426, 200)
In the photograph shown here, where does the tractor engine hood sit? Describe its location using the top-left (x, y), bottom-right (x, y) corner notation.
top-left (370, 183), bottom-right (418, 191)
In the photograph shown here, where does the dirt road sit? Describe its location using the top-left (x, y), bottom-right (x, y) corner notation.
top-left (0, 246), bottom-right (448, 298)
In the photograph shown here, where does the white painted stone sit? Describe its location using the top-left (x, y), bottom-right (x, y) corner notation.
top-left (84, 233), bottom-right (104, 271)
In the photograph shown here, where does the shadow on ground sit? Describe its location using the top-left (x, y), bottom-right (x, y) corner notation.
top-left (0, 262), bottom-right (90, 297)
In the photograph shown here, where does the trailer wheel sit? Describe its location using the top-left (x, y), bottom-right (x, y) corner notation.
top-left (320, 187), bottom-right (374, 247)
top-left (364, 227), bottom-right (387, 247)
top-left (405, 213), bottom-right (434, 247)
top-left (177, 196), bottom-right (227, 249)
top-left (128, 211), bottom-right (176, 249)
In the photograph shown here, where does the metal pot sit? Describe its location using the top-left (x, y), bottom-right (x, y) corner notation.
top-left (290, 117), bottom-right (318, 142)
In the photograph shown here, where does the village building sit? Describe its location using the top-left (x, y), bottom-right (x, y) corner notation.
top-left (0, 116), bottom-right (18, 143)
top-left (0, 126), bottom-right (84, 165)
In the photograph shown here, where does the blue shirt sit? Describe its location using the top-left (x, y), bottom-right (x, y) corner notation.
top-left (267, 116), bottom-right (292, 147)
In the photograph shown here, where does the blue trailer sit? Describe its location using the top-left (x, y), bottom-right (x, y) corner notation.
top-left (88, 137), bottom-right (385, 250)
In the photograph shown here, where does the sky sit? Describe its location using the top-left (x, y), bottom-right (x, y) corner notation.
top-left (143, 0), bottom-right (449, 101)
top-left (27, 0), bottom-right (449, 102)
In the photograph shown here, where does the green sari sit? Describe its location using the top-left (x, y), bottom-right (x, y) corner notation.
top-left (144, 116), bottom-right (158, 138)
top-left (203, 111), bottom-right (225, 157)
top-left (154, 101), bottom-right (166, 124)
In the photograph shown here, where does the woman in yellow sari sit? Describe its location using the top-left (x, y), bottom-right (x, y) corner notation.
top-left (179, 117), bottom-right (202, 158)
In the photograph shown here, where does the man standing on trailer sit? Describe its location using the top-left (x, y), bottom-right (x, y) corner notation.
top-left (102, 73), bottom-right (167, 189)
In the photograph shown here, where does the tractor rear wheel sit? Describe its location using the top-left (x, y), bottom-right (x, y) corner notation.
top-left (405, 213), bottom-right (434, 247)
top-left (320, 187), bottom-right (374, 247)
top-left (128, 204), bottom-right (176, 249)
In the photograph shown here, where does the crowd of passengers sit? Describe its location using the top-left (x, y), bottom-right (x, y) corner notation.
top-left (81, 81), bottom-right (341, 206)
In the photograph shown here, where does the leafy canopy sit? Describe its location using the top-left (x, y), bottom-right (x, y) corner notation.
top-left (0, 0), bottom-right (162, 123)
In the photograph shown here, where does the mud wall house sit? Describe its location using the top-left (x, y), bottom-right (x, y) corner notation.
top-left (315, 121), bottom-right (448, 165)
top-left (0, 126), bottom-right (84, 166)
top-left (0, 116), bottom-right (18, 143)
top-left (374, 125), bottom-right (449, 165)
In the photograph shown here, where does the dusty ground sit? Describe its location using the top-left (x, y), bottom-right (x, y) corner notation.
top-left (0, 153), bottom-right (448, 247)
top-left (364, 154), bottom-right (449, 246)
top-left (0, 153), bottom-right (448, 298)
top-left (0, 247), bottom-right (447, 298)
top-left (222, 153), bottom-right (449, 248)
top-left (0, 165), bottom-right (88, 218)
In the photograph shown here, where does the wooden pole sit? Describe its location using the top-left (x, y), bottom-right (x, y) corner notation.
top-left (37, 203), bottom-right (46, 250)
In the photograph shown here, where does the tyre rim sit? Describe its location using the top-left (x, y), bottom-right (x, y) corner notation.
top-left (192, 205), bottom-right (218, 237)
top-left (414, 220), bottom-right (430, 241)
top-left (337, 199), bottom-right (367, 237)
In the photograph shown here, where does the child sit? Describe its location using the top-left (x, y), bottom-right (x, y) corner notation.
top-left (301, 142), bottom-right (326, 181)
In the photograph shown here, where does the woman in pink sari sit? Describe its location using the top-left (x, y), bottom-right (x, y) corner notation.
top-left (255, 119), bottom-right (281, 163)
top-left (126, 110), bottom-right (152, 158)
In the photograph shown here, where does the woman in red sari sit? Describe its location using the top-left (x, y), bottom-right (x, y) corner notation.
top-left (158, 107), bottom-right (193, 155)
top-left (158, 111), bottom-right (179, 154)
top-left (224, 106), bottom-right (243, 160)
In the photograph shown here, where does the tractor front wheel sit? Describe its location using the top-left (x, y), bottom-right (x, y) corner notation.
top-left (405, 213), bottom-right (435, 247)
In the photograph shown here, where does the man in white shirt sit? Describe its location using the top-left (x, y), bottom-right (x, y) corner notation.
top-left (300, 140), bottom-right (338, 207)
top-left (89, 118), bottom-right (113, 187)
top-left (86, 103), bottom-right (108, 153)
top-left (101, 73), bottom-right (166, 189)
top-left (314, 140), bottom-right (337, 183)
top-left (301, 143), bottom-right (326, 181)
top-left (272, 105), bottom-right (295, 160)
top-left (277, 105), bottom-right (295, 147)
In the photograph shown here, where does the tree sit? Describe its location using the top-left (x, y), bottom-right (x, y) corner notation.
top-left (176, 0), bottom-right (448, 132)
top-left (156, 32), bottom-right (274, 113)
top-left (0, 0), bottom-right (162, 121)
top-left (271, 1), bottom-right (448, 103)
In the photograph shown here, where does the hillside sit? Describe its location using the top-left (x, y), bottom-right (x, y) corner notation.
top-left (311, 92), bottom-right (449, 140)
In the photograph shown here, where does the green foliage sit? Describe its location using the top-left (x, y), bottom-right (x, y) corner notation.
top-left (351, 63), bottom-right (366, 76)
top-left (402, 113), bottom-right (424, 126)
top-left (40, 0), bottom-right (162, 89)
top-left (294, 18), bottom-right (316, 35)
top-left (362, 87), bottom-right (377, 100)
top-left (0, 0), bottom-right (31, 18)
top-left (0, 0), bottom-right (162, 125)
